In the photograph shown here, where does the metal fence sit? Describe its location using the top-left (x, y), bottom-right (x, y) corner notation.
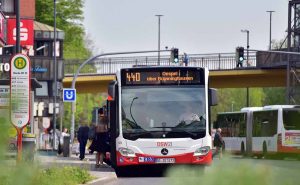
top-left (64, 52), bottom-right (257, 75)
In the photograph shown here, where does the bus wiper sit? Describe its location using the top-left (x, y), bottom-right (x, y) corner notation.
top-left (124, 130), bottom-right (153, 138)
top-left (129, 97), bottom-right (139, 126)
top-left (152, 125), bottom-right (198, 137)
top-left (152, 126), bottom-right (174, 129)
top-left (169, 129), bottom-right (198, 137)
top-left (125, 119), bottom-right (142, 129)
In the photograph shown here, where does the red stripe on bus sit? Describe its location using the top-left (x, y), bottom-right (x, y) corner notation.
top-left (116, 151), bottom-right (212, 166)
top-left (277, 134), bottom-right (300, 154)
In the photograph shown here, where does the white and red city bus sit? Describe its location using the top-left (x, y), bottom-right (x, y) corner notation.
top-left (215, 105), bottom-right (300, 157)
top-left (106, 66), bottom-right (217, 176)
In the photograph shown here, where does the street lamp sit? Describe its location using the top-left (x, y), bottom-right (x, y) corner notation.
top-left (155, 15), bottom-right (163, 65)
top-left (267, 11), bottom-right (275, 50)
top-left (69, 49), bottom-right (171, 142)
top-left (241, 29), bottom-right (250, 107)
top-left (241, 29), bottom-right (250, 66)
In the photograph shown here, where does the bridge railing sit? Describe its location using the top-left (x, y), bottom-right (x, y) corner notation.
top-left (64, 52), bottom-right (257, 75)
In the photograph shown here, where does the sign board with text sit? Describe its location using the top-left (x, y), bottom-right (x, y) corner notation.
top-left (10, 54), bottom-right (31, 128)
top-left (0, 85), bottom-right (9, 107)
top-left (7, 19), bottom-right (34, 46)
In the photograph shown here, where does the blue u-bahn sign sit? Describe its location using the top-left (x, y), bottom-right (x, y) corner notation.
top-left (63, 88), bottom-right (76, 102)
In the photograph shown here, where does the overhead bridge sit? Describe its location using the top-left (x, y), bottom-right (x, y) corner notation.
top-left (63, 68), bottom-right (287, 94)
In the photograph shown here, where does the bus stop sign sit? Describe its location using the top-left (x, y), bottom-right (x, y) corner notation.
top-left (10, 53), bottom-right (30, 128)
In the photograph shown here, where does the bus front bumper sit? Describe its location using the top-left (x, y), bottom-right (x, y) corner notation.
top-left (116, 150), bottom-right (212, 166)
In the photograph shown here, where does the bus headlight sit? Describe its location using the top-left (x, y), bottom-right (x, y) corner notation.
top-left (194, 146), bottom-right (210, 156)
top-left (119, 147), bottom-right (136, 157)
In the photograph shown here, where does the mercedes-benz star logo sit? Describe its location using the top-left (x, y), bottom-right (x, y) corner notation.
top-left (161, 148), bottom-right (168, 155)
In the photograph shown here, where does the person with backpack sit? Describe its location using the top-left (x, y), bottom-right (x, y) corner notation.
top-left (213, 128), bottom-right (224, 159)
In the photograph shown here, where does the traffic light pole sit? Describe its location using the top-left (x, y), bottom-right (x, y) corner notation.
top-left (70, 49), bottom-right (172, 142)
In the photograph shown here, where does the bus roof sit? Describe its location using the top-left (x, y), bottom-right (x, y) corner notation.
top-left (240, 107), bottom-right (263, 112)
top-left (217, 111), bottom-right (246, 115)
top-left (217, 105), bottom-right (300, 116)
top-left (263, 105), bottom-right (300, 110)
top-left (120, 66), bottom-right (207, 70)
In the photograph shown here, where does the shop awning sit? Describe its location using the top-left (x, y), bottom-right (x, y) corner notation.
top-left (34, 21), bottom-right (65, 40)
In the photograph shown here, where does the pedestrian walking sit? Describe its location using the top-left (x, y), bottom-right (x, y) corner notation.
top-left (77, 119), bottom-right (89, 160)
top-left (94, 108), bottom-right (109, 167)
top-left (58, 128), bottom-right (69, 155)
top-left (213, 128), bottom-right (224, 159)
top-left (183, 52), bottom-right (189, 66)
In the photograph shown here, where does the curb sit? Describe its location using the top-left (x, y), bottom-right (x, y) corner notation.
top-left (84, 175), bottom-right (117, 185)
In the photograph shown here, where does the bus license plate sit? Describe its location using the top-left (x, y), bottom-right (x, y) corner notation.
top-left (155, 158), bottom-right (175, 163)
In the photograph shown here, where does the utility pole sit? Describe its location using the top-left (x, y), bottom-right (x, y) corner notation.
top-left (155, 15), bottom-right (163, 65)
top-left (53, 0), bottom-right (58, 150)
top-left (15, 0), bottom-right (20, 53)
top-left (267, 11), bottom-right (275, 50)
top-left (241, 29), bottom-right (250, 107)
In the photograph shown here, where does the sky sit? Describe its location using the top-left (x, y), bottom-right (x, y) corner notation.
top-left (83, 0), bottom-right (288, 55)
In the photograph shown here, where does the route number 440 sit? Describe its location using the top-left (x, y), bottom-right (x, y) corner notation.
top-left (126, 72), bottom-right (141, 82)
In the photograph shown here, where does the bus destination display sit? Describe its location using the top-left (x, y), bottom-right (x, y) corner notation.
top-left (121, 68), bottom-right (204, 86)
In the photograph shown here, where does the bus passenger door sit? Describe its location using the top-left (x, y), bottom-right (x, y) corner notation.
top-left (246, 111), bottom-right (253, 155)
top-left (108, 81), bottom-right (118, 168)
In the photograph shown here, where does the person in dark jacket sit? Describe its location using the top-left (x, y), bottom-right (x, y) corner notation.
top-left (77, 121), bottom-right (89, 160)
top-left (213, 128), bottom-right (224, 159)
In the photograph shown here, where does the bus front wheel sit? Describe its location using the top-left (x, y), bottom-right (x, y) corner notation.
top-left (115, 167), bottom-right (127, 177)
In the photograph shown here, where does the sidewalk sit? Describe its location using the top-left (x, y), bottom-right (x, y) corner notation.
top-left (36, 151), bottom-right (117, 185)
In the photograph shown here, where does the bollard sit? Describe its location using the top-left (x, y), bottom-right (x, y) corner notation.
top-left (63, 135), bottom-right (70, 157)
top-left (22, 133), bottom-right (36, 161)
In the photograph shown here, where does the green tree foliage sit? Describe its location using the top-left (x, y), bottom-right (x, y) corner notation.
top-left (36, 0), bottom-right (101, 129)
top-left (211, 88), bottom-right (265, 123)
top-left (36, 0), bottom-right (91, 59)
top-left (249, 88), bottom-right (265, 106)
top-left (263, 87), bottom-right (286, 105)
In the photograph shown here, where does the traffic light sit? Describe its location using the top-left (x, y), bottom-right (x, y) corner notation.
top-left (171, 48), bottom-right (179, 63)
top-left (236, 47), bottom-right (244, 63)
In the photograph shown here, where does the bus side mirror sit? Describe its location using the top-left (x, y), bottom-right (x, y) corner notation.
top-left (108, 81), bottom-right (117, 101)
top-left (209, 88), bottom-right (218, 106)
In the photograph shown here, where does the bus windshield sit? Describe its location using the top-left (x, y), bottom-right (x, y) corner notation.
top-left (121, 86), bottom-right (206, 140)
top-left (283, 108), bottom-right (300, 130)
